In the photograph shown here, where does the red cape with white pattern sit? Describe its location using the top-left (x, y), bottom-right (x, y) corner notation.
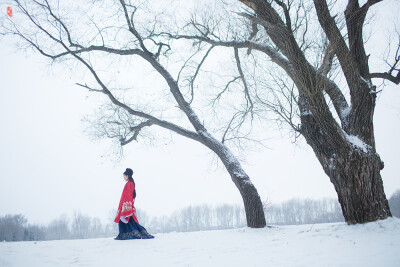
top-left (114, 181), bottom-right (138, 223)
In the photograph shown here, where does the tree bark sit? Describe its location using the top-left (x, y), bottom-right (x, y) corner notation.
top-left (300, 106), bottom-right (391, 224)
top-left (199, 131), bottom-right (266, 228)
top-left (226, 168), bottom-right (266, 228)
top-left (327, 152), bottom-right (391, 223)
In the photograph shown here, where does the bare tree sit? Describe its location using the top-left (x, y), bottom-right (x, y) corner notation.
top-left (71, 211), bottom-right (91, 239)
top-left (24, 224), bottom-right (46, 241)
top-left (389, 190), bottom-right (400, 218)
top-left (0, 0), bottom-right (266, 227)
top-left (0, 214), bottom-right (27, 241)
top-left (164, 0), bottom-right (399, 223)
top-left (46, 215), bottom-right (71, 240)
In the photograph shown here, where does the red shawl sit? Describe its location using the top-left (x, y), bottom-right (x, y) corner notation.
top-left (114, 181), bottom-right (138, 223)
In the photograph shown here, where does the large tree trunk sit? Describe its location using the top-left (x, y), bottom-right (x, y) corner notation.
top-left (300, 107), bottom-right (392, 224)
top-left (326, 151), bottom-right (391, 223)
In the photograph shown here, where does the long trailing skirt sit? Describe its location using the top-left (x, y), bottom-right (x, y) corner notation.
top-left (115, 216), bottom-right (154, 240)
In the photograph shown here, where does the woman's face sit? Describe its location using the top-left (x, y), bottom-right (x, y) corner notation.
top-left (123, 174), bottom-right (128, 181)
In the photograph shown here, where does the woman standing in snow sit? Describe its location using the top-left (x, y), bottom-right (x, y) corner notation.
top-left (114, 168), bottom-right (154, 240)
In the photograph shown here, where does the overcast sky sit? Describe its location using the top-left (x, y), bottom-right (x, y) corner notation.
top-left (0, 0), bottom-right (399, 226)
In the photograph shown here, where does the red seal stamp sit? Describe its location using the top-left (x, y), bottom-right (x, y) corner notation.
top-left (7, 6), bottom-right (13, 18)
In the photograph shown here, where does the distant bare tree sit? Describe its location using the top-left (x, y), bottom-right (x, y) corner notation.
top-left (136, 209), bottom-right (150, 227)
top-left (165, 0), bottom-right (398, 223)
top-left (71, 211), bottom-right (91, 239)
top-left (0, 214), bottom-right (45, 241)
top-left (0, 0), bottom-right (265, 227)
top-left (46, 215), bottom-right (71, 240)
top-left (0, 214), bottom-right (27, 241)
top-left (24, 224), bottom-right (46, 241)
top-left (389, 190), bottom-right (400, 218)
top-left (89, 217), bottom-right (102, 238)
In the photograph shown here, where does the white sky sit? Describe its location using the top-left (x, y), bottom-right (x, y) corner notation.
top-left (0, 0), bottom-right (399, 226)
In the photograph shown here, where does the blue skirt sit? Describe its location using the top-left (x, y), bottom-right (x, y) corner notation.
top-left (115, 216), bottom-right (154, 240)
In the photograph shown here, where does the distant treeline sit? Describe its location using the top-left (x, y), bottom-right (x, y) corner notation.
top-left (0, 212), bottom-right (117, 242)
top-left (1, 191), bottom-right (399, 242)
top-left (142, 198), bottom-right (344, 233)
top-left (142, 204), bottom-right (246, 233)
top-left (264, 198), bottom-right (344, 225)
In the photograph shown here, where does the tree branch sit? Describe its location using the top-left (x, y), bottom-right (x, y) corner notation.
top-left (370, 34), bottom-right (400, 85)
top-left (76, 83), bottom-right (103, 93)
top-left (222, 112), bottom-right (242, 144)
top-left (188, 45), bottom-right (215, 104)
top-left (344, 0), bottom-right (382, 77)
top-left (318, 41), bottom-right (334, 76)
top-left (370, 72), bottom-right (400, 85)
top-left (118, 0), bottom-right (152, 56)
top-left (163, 33), bottom-right (294, 76)
top-left (273, 0), bottom-right (293, 33)
top-left (71, 51), bottom-right (203, 144)
top-left (313, 0), bottom-right (360, 89)
top-left (32, 0), bottom-right (83, 48)
top-left (121, 120), bottom-right (154, 146)
top-left (234, 47), bottom-right (254, 117)
top-left (211, 76), bottom-right (241, 107)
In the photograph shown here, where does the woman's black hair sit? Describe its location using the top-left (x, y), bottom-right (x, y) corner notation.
top-left (123, 168), bottom-right (136, 199)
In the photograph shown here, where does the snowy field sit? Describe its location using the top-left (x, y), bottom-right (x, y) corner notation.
top-left (1, 218), bottom-right (400, 267)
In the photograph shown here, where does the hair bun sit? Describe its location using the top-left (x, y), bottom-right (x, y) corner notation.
top-left (124, 168), bottom-right (134, 176)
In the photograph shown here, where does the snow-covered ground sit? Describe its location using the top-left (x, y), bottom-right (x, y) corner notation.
top-left (1, 218), bottom-right (400, 267)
